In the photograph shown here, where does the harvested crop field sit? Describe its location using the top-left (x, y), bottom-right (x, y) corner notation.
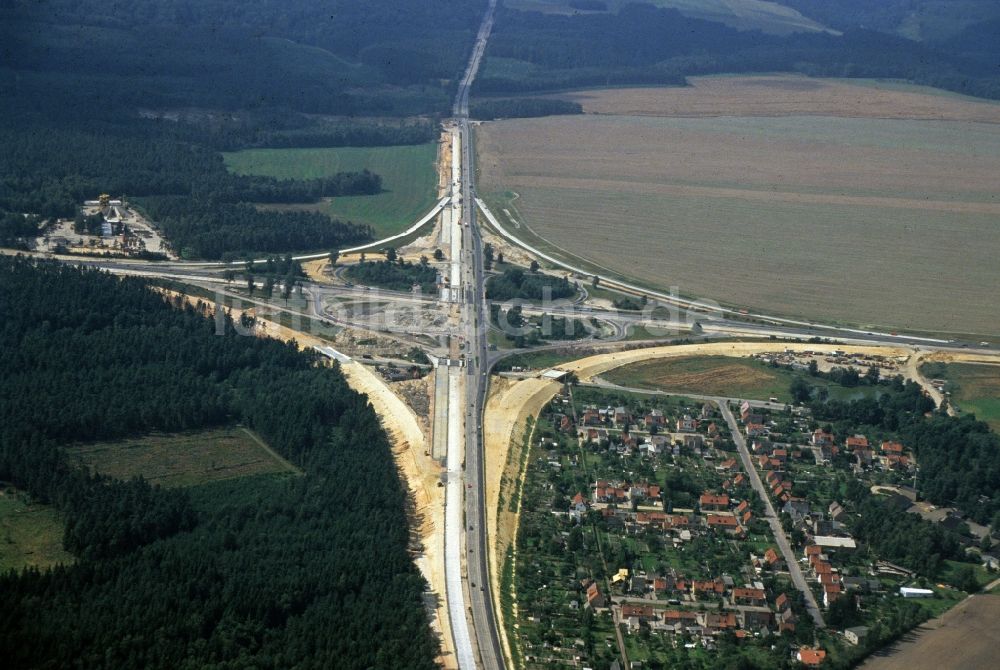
top-left (476, 77), bottom-right (1000, 335)
top-left (860, 593), bottom-right (1000, 670)
top-left (554, 75), bottom-right (1000, 122)
top-left (504, 1), bottom-right (831, 35)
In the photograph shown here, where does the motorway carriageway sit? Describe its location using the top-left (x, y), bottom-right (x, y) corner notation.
top-left (445, 360), bottom-right (475, 669)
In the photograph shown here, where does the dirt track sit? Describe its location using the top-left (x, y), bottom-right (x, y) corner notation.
top-left (561, 341), bottom-right (913, 382)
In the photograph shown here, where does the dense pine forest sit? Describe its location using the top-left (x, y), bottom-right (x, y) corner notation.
top-left (0, 119), bottom-right (379, 259)
top-left (479, 3), bottom-right (1000, 99)
top-left (0, 0), bottom-right (488, 259)
top-left (0, 256), bottom-right (438, 669)
top-left (469, 98), bottom-right (583, 120)
top-left (0, 0), bottom-right (486, 116)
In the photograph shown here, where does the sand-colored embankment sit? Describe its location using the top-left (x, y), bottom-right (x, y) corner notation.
top-left (562, 341), bottom-right (914, 382)
top-left (906, 350), bottom-right (1000, 415)
top-left (301, 258), bottom-right (330, 284)
top-left (160, 287), bottom-right (455, 667)
top-left (337, 361), bottom-right (455, 668)
top-left (483, 376), bottom-right (561, 664)
top-left (437, 128), bottom-right (453, 198)
top-left (918, 350), bottom-right (1000, 367)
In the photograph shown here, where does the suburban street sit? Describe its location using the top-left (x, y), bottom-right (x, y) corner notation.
top-left (579, 376), bottom-right (827, 628)
top-left (10, 2), bottom-right (1000, 669)
top-left (39, 4), bottom-right (1000, 668)
top-left (718, 401), bottom-right (827, 628)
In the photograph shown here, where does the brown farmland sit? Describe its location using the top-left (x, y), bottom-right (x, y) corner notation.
top-left (860, 594), bottom-right (1000, 670)
top-left (554, 75), bottom-right (1000, 123)
top-left (476, 77), bottom-right (1000, 335)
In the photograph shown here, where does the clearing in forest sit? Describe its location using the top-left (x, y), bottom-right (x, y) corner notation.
top-left (71, 427), bottom-right (300, 488)
top-left (0, 487), bottom-right (75, 572)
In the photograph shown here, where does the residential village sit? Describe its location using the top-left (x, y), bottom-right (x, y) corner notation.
top-left (508, 366), bottom-right (996, 669)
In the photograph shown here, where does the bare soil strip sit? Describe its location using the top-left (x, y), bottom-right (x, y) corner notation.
top-left (484, 376), bottom-right (561, 664)
top-left (557, 75), bottom-right (1000, 123)
top-left (860, 594), bottom-right (1000, 670)
top-left (476, 103), bottom-right (1000, 334)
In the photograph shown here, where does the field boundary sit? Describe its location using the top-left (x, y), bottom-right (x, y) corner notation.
top-left (238, 427), bottom-right (303, 475)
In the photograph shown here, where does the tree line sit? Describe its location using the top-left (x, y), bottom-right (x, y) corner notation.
top-left (0, 256), bottom-right (437, 669)
top-left (0, 123), bottom-right (381, 217)
top-left (477, 3), bottom-right (1000, 100)
top-left (469, 97), bottom-right (583, 120)
top-left (140, 199), bottom-right (371, 261)
top-left (0, 120), bottom-right (378, 258)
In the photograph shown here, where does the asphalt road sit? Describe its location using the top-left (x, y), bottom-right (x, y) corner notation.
top-left (476, 198), bottom-right (964, 348)
top-left (446, 1), bottom-right (505, 668)
top-left (576, 378), bottom-right (824, 625)
top-left (717, 401), bottom-right (826, 628)
top-left (48, 1), bottom-right (998, 663)
top-left (91, 253), bottom-right (993, 355)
